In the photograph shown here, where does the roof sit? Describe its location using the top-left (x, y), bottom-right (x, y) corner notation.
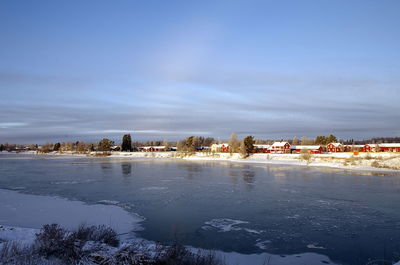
top-left (271, 142), bottom-right (290, 147)
top-left (254, 144), bottom-right (271, 148)
top-left (366, 143), bottom-right (400, 148)
top-left (140, 146), bottom-right (166, 149)
top-left (328, 142), bottom-right (342, 147)
top-left (211, 143), bottom-right (229, 148)
top-left (291, 145), bottom-right (322, 150)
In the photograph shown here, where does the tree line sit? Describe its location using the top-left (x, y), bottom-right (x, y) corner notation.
top-left (2, 134), bottom-right (400, 153)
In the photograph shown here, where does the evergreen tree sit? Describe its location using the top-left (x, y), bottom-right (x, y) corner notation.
top-left (0, 144), bottom-right (4, 152)
top-left (243, 135), bottom-right (255, 155)
top-left (315, 136), bottom-right (327, 145)
top-left (98, 138), bottom-right (113, 151)
top-left (53, 142), bottom-right (61, 151)
top-left (121, 134), bottom-right (132, 151)
top-left (326, 134), bottom-right (337, 143)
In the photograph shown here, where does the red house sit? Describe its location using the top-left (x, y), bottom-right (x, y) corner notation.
top-left (363, 143), bottom-right (400, 152)
top-left (211, 143), bottom-right (229, 152)
top-left (290, 145), bottom-right (323, 154)
top-left (138, 146), bottom-right (166, 152)
top-left (326, 143), bottom-right (343, 152)
top-left (253, 144), bottom-right (271, 153)
top-left (270, 142), bottom-right (291, 154)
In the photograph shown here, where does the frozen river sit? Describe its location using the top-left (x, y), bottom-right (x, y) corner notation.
top-left (1, 153), bottom-right (400, 265)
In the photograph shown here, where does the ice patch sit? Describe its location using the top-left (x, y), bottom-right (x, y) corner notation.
top-left (9, 186), bottom-right (26, 190)
top-left (203, 218), bottom-right (249, 232)
top-left (285, 214), bottom-right (300, 219)
top-left (98, 200), bottom-right (120, 205)
top-left (0, 225), bottom-right (38, 244)
top-left (202, 219), bottom-right (265, 234)
top-left (52, 179), bottom-right (96, 185)
top-left (140, 186), bottom-right (168, 191)
top-left (52, 181), bottom-right (79, 185)
top-left (243, 228), bottom-right (265, 234)
top-left (280, 188), bottom-right (299, 193)
top-left (255, 240), bottom-right (271, 250)
top-left (307, 243), bottom-right (326, 249)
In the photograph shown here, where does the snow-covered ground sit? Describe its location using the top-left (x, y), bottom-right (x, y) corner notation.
top-left (9, 150), bottom-right (399, 172)
top-left (0, 189), bottom-right (143, 238)
top-left (0, 189), bottom-right (344, 265)
top-left (183, 152), bottom-right (400, 171)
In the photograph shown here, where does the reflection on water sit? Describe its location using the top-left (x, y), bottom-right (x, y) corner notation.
top-left (0, 155), bottom-right (400, 265)
top-left (121, 163), bottom-right (132, 176)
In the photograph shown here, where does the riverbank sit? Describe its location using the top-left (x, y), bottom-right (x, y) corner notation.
top-left (0, 189), bottom-right (340, 265)
top-left (5, 150), bottom-right (399, 172)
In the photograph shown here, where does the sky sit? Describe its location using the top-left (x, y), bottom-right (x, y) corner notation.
top-left (0, 0), bottom-right (399, 143)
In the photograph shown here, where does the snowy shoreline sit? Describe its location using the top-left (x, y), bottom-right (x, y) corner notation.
top-left (4, 151), bottom-right (400, 172)
top-left (0, 189), bottom-right (341, 265)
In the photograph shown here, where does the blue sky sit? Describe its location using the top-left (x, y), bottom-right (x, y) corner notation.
top-left (1, 0), bottom-right (399, 143)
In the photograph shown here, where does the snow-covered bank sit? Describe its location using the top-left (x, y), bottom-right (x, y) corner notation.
top-left (183, 152), bottom-right (400, 172)
top-left (7, 150), bottom-right (400, 172)
top-left (0, 189), bottom-right (143, 237)
top-left (0, 189), bottom-right (343, 265)
top-left (0, 227), bottom-right (342, 265)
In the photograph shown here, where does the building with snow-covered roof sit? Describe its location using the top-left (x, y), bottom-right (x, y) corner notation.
top-left (363, 143), bottom-right (400, 152)
top-left (327, 143), bottom-right (343, 152)
top-left (290, 145), bottom-right (323, 154)
top-left (270, 142), bottom-right (291, 154)
top-left (254, 144), bottom-right (271, 153)
top-left (138, 146), bottom-right (166, 152)
top-left (211, 143), bottom-right (229, 152)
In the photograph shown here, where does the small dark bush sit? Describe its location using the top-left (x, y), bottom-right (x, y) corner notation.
top-left (73, 224), bottom-right (119, 247)
top-left (91, 225), bottom-right (119, 247)
top-left (35, 224), bottom-right (68, 257)
top-left (35, 223), bottom-right (120, 263)
top-left (3, 223), bottom-right (223, 265)
top-left (155, 244), bottom-right (224, 265)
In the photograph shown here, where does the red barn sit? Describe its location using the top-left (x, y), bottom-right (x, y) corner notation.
top-left (363, 143), bottom-right (400, 152)
top-left (326, 143), bottom-right (343, 152)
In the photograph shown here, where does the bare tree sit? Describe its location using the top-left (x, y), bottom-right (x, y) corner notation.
top-left (228, 133), bottom-right (239, 153)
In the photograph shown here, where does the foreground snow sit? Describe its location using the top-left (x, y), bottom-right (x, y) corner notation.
top-left (0, 189), bottom-right (342, 265)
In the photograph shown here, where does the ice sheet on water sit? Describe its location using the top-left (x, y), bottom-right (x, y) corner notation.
top-left (202, 218), bottom-right (265, 234)
top-left (254, 239), bottom-right (271, 250)
top-left (98, 200), bottom-right (120, 205)
top-left (140, 186), bottom-right (168, 191)
top-left (307, 243), bottom-right (326, 249)
top-left (203, 218), bottom-right (249, 232)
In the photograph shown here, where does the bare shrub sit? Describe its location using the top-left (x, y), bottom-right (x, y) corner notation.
top-left (346, 155), bottom-right (359, 165)
top-left (371, 161), bottom-right (381, 168)
top-left (88, 225), bottom-right (119, 247)
top-left (2, 224), bottom-right (224, 265)
top-left (114, 245), bottom-right (153, 265)
top-left (156, 244), bottom-right (224, 265)
top-left (364, 153), bottom-right (373, 160)
top-left (93, 152), bottom-right (111, 157)
top-left (35, 224), bottom-right (69, 258)
top-left (35, 223), bottom-right (119, 263)
top-left (299, 149), bottom-right (312, 164)
top-left (0, 241), bottom-right (25, 262)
